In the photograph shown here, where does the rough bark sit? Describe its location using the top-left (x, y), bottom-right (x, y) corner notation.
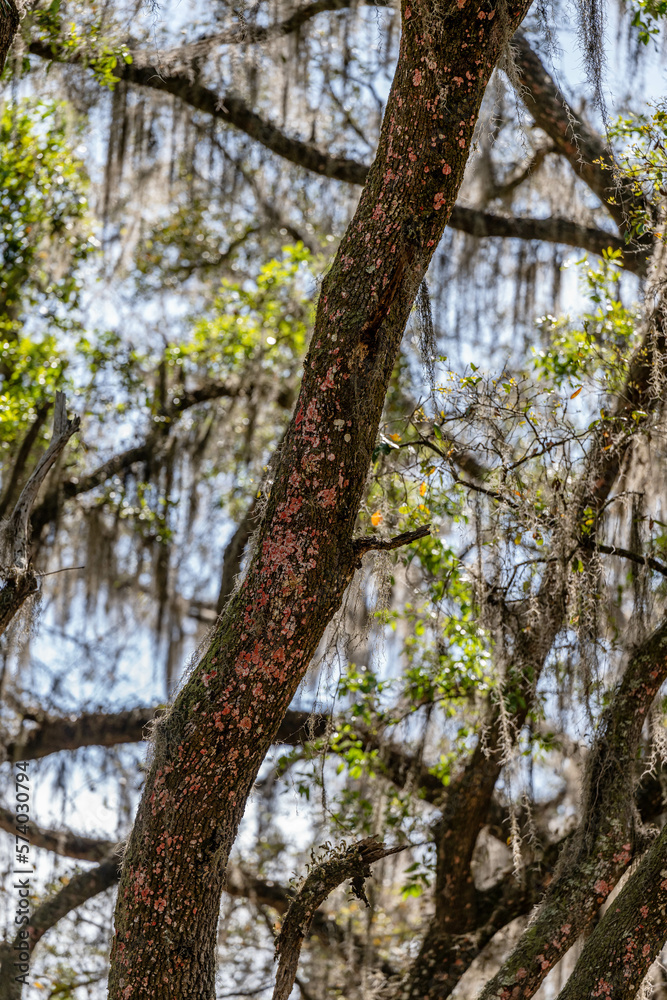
top-left (107, 2), bottom-right (535, 996)
top-left (0, 834), bottom-right (373, 1000)
top-left (272, 838), bottom-right (404, 1000)
top-left (555, 821), bottom-right (667, 1000)
top-left (476, 615), bottom-right (667, 1000)
top-left (0, 0), bottom-right (19, 74)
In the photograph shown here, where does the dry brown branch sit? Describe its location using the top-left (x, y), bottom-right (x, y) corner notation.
top-left (353, 524), bottom-right (431, 555)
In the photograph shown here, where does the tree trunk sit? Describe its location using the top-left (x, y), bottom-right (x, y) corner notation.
top-left (107, 1), bottom-right (535, 997)
top-left (555, 822), bottom-right (667, 1000)
top-left (0, 0), bottom-right (18, 74)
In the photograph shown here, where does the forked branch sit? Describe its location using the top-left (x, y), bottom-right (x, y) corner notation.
top-left (556, 821), bottom-right (667, 1000)
top-left (477, 613), bottom-right (667, 1000)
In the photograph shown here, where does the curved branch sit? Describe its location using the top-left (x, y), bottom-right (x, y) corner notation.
top-left (0, 401), bottom-right (51, 520)
top-left (273, 839), bottom-right (405, 1000)
top-left (512, 31), bottom-right (653, 274)
top-left (27, 38), bottom-right (370, 185)
top-left (0, 392), bottom-right (79, 636)
top-left (0, 856), bottom-right (121, 1000)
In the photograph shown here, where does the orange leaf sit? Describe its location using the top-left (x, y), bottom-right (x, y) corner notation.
top-left (371, 512), bottom-right (383, 527)
top-left (570, 386), bottom-right (582, 398)
top-left (419, 482), bottom-right (427, 496)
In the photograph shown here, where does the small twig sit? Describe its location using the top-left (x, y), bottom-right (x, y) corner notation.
top-left (217, 985), bottom-right (273, 999)
top-left (37, 565), bottom-right (85, 578)
top-left (353, 524), bottom-right (431, 556)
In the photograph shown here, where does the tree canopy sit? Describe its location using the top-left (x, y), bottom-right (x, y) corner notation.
top-left (1, 1), bottom-right (667, 999)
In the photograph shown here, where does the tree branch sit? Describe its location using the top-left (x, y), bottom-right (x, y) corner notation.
top-left (27, 43), bottom-right (640, 270)
top-left (28, 38), bottom-right (370, 185)
top-left (353, 524), bottom-right (431, 555)
top-left (272, 838), bottom-right (405, 1000)
top-left (512, 31), bottom-right (653, 274)
top-left (0, 392), bottom-right (79, 636)
top-left (593, 541), bottom-right (667, 578)
top-left (0, 805), bottom-right (117, 862)
top-left (30, 378), bottom-right (246, 537)
top-left (477, 613), bottom-right (667, 1000)
top-left (1, 702), bottom-right (449, 803)
top-left (0, 856), bottom-right (121, 1000)
top-left (0, 0), bottom-right (20, 74)
top-left (2, 706), bottom-right (163, 762)
top-left (0, 401), bottom-right (51, 521)
top-left (448, 206), bottom-right (634, 271)
top-left (556, 821), bottom-right (667, 1000)
top-left (217, 499), bottom-right (259, 613)
top-left (141, 0), bottom-right (391, 56)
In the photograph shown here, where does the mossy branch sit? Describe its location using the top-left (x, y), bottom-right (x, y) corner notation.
top-left (273, 838), bottom-right (406, 1000)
